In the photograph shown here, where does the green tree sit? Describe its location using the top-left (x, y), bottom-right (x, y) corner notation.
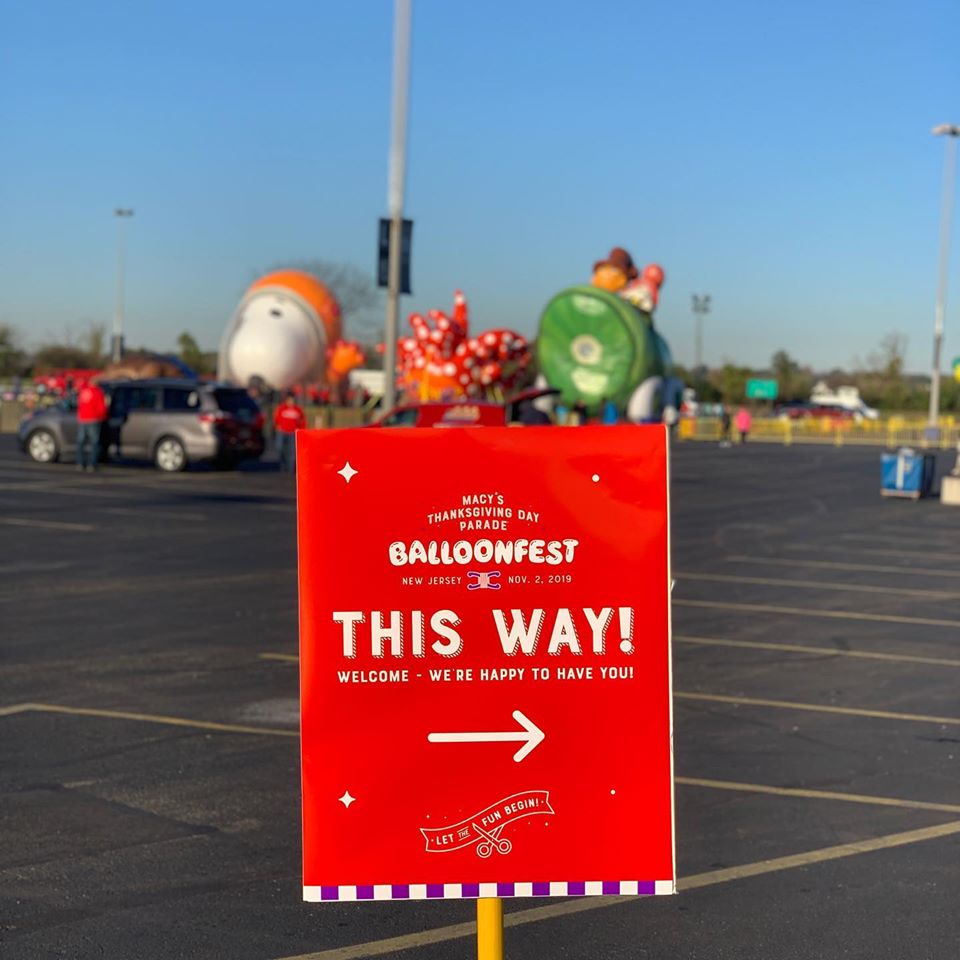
top-left (939, 376), bottom-right (960, 413)
top-left (769, 350), bottom-right (812, 401)
top-left (674, 362), bottom-right (721, 402)
top-left (177, 331), bottom-right (204, 369)
top-left (177, 332), bottom-right (216, 374)
top-left (712, 364), bottom-right (753, 403)
top-left (0, 324), bottom-right (28, 376)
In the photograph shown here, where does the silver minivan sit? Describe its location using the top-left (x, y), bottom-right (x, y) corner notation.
top-left (18, 378), bottom-right (265, 471)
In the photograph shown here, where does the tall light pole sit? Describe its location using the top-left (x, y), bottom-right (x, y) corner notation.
top-left (691, 294), bottom-right (711, 376)
top-left (112, 208), bottom-right (134, 363)
top-left (928, 124), bottom-right (959, 432)
top-left (382, 0), bottom-right (412, 413)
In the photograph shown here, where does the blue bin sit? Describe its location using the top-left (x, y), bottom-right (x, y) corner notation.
top-left (881, 449), bottom-right (936, 499)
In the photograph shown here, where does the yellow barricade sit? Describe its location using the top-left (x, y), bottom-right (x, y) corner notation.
top-left (679, 417), bottom-right (960, 449)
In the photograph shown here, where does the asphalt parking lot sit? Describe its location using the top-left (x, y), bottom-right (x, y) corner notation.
top-left (1, 433), bottom-right (958, 959)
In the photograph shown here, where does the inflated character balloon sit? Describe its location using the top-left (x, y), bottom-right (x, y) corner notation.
top-left (327, 340), bottom-right (366, 404)
top-left (398, 291), bottom-right (530, 402)
top-left (218, 270), bottom-right (342, 391)
top-left (620, 263), bottom-right (665, 314)
top-left (328, 340), bottom-right (366, 385)
top-left (537, 247), bottom-right (680, 421)
top-left (591, 247), bottom-right (639, 292)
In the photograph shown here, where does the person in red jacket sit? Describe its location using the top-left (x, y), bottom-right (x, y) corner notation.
top-left (76, 381), bottom-right (109, 472)
top-left (273, 393), bottom-right (306, 473)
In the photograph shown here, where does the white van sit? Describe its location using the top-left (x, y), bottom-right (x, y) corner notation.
top-left (809, 383), bottom-right (879, 420)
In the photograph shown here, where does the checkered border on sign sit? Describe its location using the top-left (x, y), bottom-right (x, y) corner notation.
top-left (303, 880), bottom-right (675, 901)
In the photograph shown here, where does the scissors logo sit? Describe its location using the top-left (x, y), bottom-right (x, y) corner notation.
top-left (473, 822), bottom-right (513, 858)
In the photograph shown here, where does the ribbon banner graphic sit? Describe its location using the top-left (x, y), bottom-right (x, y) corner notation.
top-left (420, 791), bottom-right (554, 856)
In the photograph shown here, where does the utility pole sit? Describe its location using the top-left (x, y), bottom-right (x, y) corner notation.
top-left (928, 124), bottom-right (960, 434)
top-left (691, 294), bottom-right (711, 377)
top-left (112, 208), bottom-right (134, 363)
top-left (382, 0), bottom-right (412, 413)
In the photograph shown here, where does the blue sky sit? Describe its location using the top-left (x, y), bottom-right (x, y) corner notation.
top-left (1, 0), bottom-right (957, 372)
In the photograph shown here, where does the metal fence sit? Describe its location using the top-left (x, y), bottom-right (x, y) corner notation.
top-left (678, 416), bottom-right (960, 449)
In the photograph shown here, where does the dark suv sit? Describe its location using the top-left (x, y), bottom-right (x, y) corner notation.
top-left (18, 379), bottom-right (265, 471)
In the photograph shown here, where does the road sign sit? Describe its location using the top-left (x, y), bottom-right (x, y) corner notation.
top-left (297, 426), bottom-right (675, 902)
top-left (745, 378), bottom-right (778, 400)
top-left (377, 218), bottom-right (413, 294)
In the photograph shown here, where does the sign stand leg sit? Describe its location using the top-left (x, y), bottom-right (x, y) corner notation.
top-left (476, 896), bottom-right (503, 960)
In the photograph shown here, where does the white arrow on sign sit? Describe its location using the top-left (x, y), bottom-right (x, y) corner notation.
top-left (427, 709), bottom-right (545, 763)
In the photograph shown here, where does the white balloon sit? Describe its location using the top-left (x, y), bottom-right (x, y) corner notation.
top-left (627, 376), bottom-right (665, 423)
top-left (221, 291), bottom-right (324, 390)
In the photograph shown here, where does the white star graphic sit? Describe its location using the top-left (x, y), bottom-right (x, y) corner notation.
top-left (338, 790), bottom-right (356, 809)
top-left (337, 462), bottom-right (359, 483)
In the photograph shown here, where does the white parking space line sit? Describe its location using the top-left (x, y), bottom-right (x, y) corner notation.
top-left (0, 569), bottom-right (295, 604)
top-left (675, 691), bottom-right (960, 726)
top-left (100, 506), bottom-right (208, 522)
top-left (676, 571), bottom-right (960, 600)
top-left (0, 560), bottom-right (75, 575)
top-left (0, 480), bottom-right (70, 491)
top-left (784, 543), bottom-right (960, 564)
top-left (0, 516), bottom-right (95, 532)
top-left (842, 531), bottom-right (960, 546)
top-left (675, 635), bottom-right (960, 668)
top-left (724, 555), bottom-right (960, 578)
top-left (3, 702), bottom-right (299, 737)
top-left (0, 469), bottom-right (52, 480)
top-left (675, 777), bottom-right (960, 814)
top-left (0, 703), bottom-right (34, 717)
top-left (674, 598), bottom-right (960, 628)
top-left (0, 482), bottom-right (144, 500)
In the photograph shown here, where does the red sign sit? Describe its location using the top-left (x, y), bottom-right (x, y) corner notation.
top-left (297, 426), bottom-right (675, 902)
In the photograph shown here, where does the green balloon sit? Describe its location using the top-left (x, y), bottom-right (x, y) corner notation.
top-left (537, 286), bottom-right (666, 415)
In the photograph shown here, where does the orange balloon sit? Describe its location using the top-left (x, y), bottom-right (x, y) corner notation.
top-left (249, 270), bottom-right (342, 346)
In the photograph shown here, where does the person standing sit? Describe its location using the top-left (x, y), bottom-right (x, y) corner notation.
top-left (735, 406), bottom-right (752, 444)
top-left (601, 398), bottom-right (619, 425)
top-left (76, 380), bottom-right (108, 472)
top-left (273, 393), bottom-right (306, 473)
top-left (719, 405), bottom-right (732, 447)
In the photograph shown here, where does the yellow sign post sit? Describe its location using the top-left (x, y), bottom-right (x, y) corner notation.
top-left (477, 897), bottom-right (504, 960)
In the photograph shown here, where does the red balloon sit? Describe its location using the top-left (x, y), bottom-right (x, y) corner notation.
top-left (642, 263), bottom-right (665, 286)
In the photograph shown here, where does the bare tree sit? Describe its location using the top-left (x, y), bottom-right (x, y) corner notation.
top-left (854, 332), bottom-right (909, 408)
top-left (261, 259), bottom-right (384, 341)
top-left (83, 322), bottom-right (107, 365)
top-left (868, 333), bottom-right (907, 382)
top-left (0, 323), bottom-right (28, 376)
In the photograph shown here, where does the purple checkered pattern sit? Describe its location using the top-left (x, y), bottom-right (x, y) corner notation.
top-left (304, 880), bottom-right (672, 902)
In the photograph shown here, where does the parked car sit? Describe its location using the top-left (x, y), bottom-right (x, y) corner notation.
top-left (17, 378), bottom-right (265, 471)
top-left (369, 390), bottom-right (560, 428)
top-left (774, 402), bottom-right (812, 420)
top-left (775, 402), bottom-right (854, 422)
top-left (370, 401), bottom-right (508, 428)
